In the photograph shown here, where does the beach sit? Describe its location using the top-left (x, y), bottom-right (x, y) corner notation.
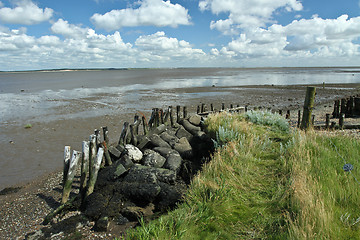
top-left (0, 82), bottom-right (359, 239)
top-left (0, 68), bottom-right (360, 238)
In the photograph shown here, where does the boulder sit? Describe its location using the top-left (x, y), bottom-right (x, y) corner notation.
top-left (149, 134), bottom-right (171, 148)
top-left (179, 119), bottom-right (201, 135)
top-left (121, 206), bottom-right (147, 222)
top-left (163, 153), bottom-right (182, 174)
top-left (160, 131), bottom-right (179, 147)
top-left (127, 164), bottom-right (176, 184)
top-left (155, 182), bottom-right (186, 211)
top-left (173, 137), bottom-right (193, 159)
top-left (143, 149), bottom-right (166, 168)
top-left (120, 182), bottom-right (161, 204)
top-left (176, 126), bottom-right (194, 142)
top-left (188, 114), bottom-right (202, 126)
top-left (95, 216), bottom-right (109, 232)
top-left (124, 144), bottom-right (143, 163)
top-left (153, 147), bottom-right (179, 158)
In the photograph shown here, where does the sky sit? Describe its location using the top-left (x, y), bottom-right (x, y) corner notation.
top-left (0, 0), bottom-right (360, 71)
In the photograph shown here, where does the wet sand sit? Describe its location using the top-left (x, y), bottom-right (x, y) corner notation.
top-left (0, 83), bottom-right (360, 239)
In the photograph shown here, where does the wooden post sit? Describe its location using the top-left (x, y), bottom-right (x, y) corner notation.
top-left (332, 100), bottom-right (340, 118)
top-left (297, 110), bottom-right (301, 128)
top-left (169, 106), bottom-right (174, 127)
top-left (89, 134), bottom-right (97, 187)
top-left (159, 109), bottom-right (164, 124)
top-left (142, 116), bottom-right (148, 135)
top-left (245, 105), bottom-right (248, 112)
top-left (102, 141), bottom-right (112, 166)
top-left (301, 86), bottom-right (316, 130)
top-left (133, 115), bottom-right (141, 135)
top-left (130, 124), bottom-right (138, 146)
top-left (95, 129), bottom-right (101, 150)
top-left (102, 126), bottom-right (109, 145)
top-left (80, 141), bottom-right (89, 203)
top-left (197, 105), bottom-right (200, 114)
top-left (347, 97), bottom-right (354, 117)
top-left (183, 106), bottom-right (188, 119)
top-left (325, 114), bottom-right (330, 129)
top-left (340, 99), bottom-right (346, 115)
top-left (210, 104), bottom-right (214, 112)
top-left (62, 150), bottom-right (81, 204)
top-left (339, 113), bottom-right (345, 129)
top-left (279, 110), bottom-right (282, 116)
top-left (286, 110), bottom-right (290, 119)
top-left (222, 103), bottom-right (225, 111)
top-left (85, 148), bottom-right (104, 199)
top-left (176, 105), bottom-right (181, 123)
top-left (148, 109), bottom-right (155, 129)
top-left (201, 103), bottom-right (205, 113)
top-left (118, 122), bottom-right (129, 145)
top-left (311, 115), bottom-right (315, 126)
top-left (63, 146), bottom-right (71, 187)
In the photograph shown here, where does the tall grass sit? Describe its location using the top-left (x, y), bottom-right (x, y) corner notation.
top-left (124, 111), bottom-right (360, 239)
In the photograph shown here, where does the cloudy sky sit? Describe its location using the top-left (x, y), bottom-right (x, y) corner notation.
top-left (0, 0), bottom-right (360, 71)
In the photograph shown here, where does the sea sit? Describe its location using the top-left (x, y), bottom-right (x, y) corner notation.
top-left (0, 67), bottom-right (360, 190)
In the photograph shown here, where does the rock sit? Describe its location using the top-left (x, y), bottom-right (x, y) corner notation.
top-left (137, 136), bottom-right (151, 150)
top-left (25, 230), bottom-right (44, 240)
top-left (148, 124), bottom-right (167, 135)
top-left (149, 134), bottom-right (171, 148)
top-left (121, 206), bottom-right (147, 222)
top-left (160, 131), bottom-right (179, 147)
top-left (124, 165), bottom-right (158, 184)
top-left (108, 146), bottom-right (122, 159)
top-left (95, 216), bottom-right (109, 232)
top-left (120, 182), bottom-right (161, 204)
top-left (163, 152), bottom-right (182, 174)
top-left (155, 182), bottom-right (186, 211)
top-left (173, 137), bottom-right (193, 159)
top-left (176, 126), bottom-right (194, 142)
top-left (115, 214), bottom-right (129, 225)
top-left (124, 144), bottom-right (143, 163)
top-left (84, 192), bottom-right (110, 220)
top-left (143, 149), bottom-right (166, 168)
top-left (179, 119), bottom-right (202, 135)
top-left (112, 162), bottom-right (127, 179)
top-left (105, 192), bottom-right (125, 217)
top-left (188, 114), bottom-right (202, 126)
top-left (119, 154), bottom-right (135, 170)
top-left (153, 147), bottom-right (179, 158)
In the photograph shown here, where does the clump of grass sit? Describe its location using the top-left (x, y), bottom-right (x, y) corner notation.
top-left (24, 124), bottom-right (32, 129)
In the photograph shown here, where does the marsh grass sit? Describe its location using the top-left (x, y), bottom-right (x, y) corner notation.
top-left (125, 111), bottom-right (360, 239)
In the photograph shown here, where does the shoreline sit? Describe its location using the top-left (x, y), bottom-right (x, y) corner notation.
top-left (0, 83), bottom-right (359, 239)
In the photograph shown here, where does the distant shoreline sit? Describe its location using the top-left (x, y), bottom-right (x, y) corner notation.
top-left (1, 66), bottom-right (360, 73)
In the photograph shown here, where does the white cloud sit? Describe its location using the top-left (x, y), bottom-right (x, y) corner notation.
top-left (0, 0), bottom-right (53, 25)
top-left (199, 0), bottom-right (302, 34)
top-left (214, 14), bottom-right (360, 62)
top-left (135, 31), bottom-right (205, 63)
top-left (51, 19), bottom-right (88, 39)
top-left (0, 2), bottom-right (3, 8)
top-left (91, 0), bottom-right (191, 31)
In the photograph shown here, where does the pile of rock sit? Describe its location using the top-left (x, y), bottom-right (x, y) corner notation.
top-left (82, 114), bottom-right (214, 231)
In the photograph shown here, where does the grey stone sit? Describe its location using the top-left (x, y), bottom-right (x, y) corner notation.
top-left (176, 126), bottom-right (193, 142)
top-left (25, 230), bottom-right (44, 240)
top-left (173, 137), bottom-right (193, 158)
top-left (149, 134), bottom-right (171, 148)
top-left (124, 165), bottom-right (158, 184)
top-left (119, 154), bottom-right (134, 170)
top-left (121, 182), bottom-right (161, 203)
top-left (128, 164), bottom-right (176, 184)
top-left (163, 153), bottom-right (182, 174)
top-left (108, 146), bottom-right (122, 159)
top-left (179, 119), bottom-right (201, 135)
top-left (148, 124), bottom-right (167, 135)
top-left (143, 149), bottom-right (166, 168)
top-left (153, 147), bottom-right (179, 158)
top-left (115, 215), bottom-right (129, 225)
top-left (95, 216), bottom-right (109, 232)
top-left (112, 163), bottom-right (127, 179)
top-left (160, 131), bottom-right (179, 147)
top-left (188, 114), bottom-right (202, 126)
top-left (121, 206), bottom-right (147, 222)
top-left (137, 136), bottom-right (151, 150)
top-left (124, 144), bottom-right (143, 163)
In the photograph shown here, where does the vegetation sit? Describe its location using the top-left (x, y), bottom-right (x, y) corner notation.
top-left (124, 111), bottom-right (360, 239)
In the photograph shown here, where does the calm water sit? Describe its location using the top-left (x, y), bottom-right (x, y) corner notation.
top-left (0, 67), bottom-right (359, 190)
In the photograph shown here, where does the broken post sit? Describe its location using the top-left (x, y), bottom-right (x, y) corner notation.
top-left (339, 113), bottom-right (345, 129)
top-left (89, 134), bottom-right (97, 186)
top-left (183, 106), bottom-right (188, 119)
top-left (62, 150), bottom-right (81, 204)
top-left (63, 146), bottom-right (71, 187)
top-left (297, 110), bottom-right (301, 128)
top-left (85, 147), bottom-right (104, 199)
top-left (326, 114), bottom-right (330, 129)
top-left (176, 106), bottom-right (181, 123)
top-left (118, 122), bottom-right (129, 146)
top-left (301, 86), bottom-right (316, 130)
top-left (80, 141), bottom-right (89, 203)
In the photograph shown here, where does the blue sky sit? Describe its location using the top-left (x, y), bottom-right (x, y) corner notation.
top-left (0, 0), bottom-right (360, 71)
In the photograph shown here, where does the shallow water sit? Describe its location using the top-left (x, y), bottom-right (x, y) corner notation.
top-left (0, 67), bottom-right (359, 190)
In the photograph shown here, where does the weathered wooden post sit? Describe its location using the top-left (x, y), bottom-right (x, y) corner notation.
top-left (85, 148), bottom-right (104, 199)
top-left (142, 116), bottom-right (148, 135)
top-left (62, 150), bottom-right (81, 204)
top-left (176, 105), bottom-right (181, 122)
top-left (339, 113), bottom-right (345, 129)
top-left (63, 146), bottom-right (71, 187)
top-left (201, 103), bottom-right (205, 113)
top-left (340, 99), bottom-right (346, 115)
top-left (102, 127), bottom-right (109, 145)
top-left (169, 106), bottom-right (174, 127)
top-left (197, 105), bottom-right (200, 114)
top-left (95, 129), bottom-right (101, 150)
top-left (354, 97), bottom-right (360, 116)
top-left (279, 110), bottom-right (283, 116)
top-left (118, 122), bottom-right (129, 145)
top-left (301, 86), bottom-right (316, 130)
top-left (222, 103), bottom-right (225, 111)
top-left (286, 110), bottom-right (290, 119)
top-left (133, 115), bottom-right (140, 135)
top-left (130, 124), bottom-right (138, 146)
top-left (311, 115), bottom-right (315, 126)
top-left (159, 109), bottom-right (164, 124)
top-left (297, 110), bottom-right (301, 128)
top-left (210, 104), bottom-right (214, 112)
top-left (347, 97), bottom-right (354, 117)
top-left (325, 114), bottom-right (330, 129)
top-left (89, 134), bottom-right (97, 187)
top-left (332, 100), bottom-right (340, 118)
top-left (80, 141), bottom-right (89, 203)
top-left (183, 106), bottom-right (188, 119)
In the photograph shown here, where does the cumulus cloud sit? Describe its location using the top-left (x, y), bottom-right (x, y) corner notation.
top-left (91, 0), bottom-right (191, 31)
top-left (199, 0), bottom-right (302, 34)
top-left (0, 0), bottom-right (53, 25)
top-left (134, 31), bottom-right (205, 62)
top-left (215, 14), bottom-right (360, 62)
top-left (51, 19), bottom-right (88, 39)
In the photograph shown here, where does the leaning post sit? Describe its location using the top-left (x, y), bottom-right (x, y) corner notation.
top-left (300, 86), bottom-right (316, 130)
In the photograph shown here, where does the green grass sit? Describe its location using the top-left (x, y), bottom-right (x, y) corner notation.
top-left (123, 111), bottom-right (360, 239)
